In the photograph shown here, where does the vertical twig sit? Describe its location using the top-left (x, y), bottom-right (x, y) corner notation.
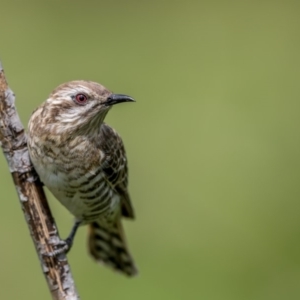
top-left (0, 61), bottom-right (80, 300)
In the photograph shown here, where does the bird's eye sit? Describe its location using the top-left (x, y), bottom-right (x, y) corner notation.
top-left (75, 94), bottom-right (88, 105)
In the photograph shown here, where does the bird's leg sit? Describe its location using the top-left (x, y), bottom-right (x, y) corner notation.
top-left (44, 220), bottom-right (82, 257)
top-left (63, 219), bottom-right (82, 252)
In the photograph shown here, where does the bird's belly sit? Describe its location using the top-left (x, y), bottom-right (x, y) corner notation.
top-left (50, 189), bottom-right (90, 219)
top-left (39, 167), bottom-right (120, 223)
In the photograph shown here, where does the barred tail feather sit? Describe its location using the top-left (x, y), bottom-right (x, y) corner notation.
top-left (88, 220), bottom-right (138, 276)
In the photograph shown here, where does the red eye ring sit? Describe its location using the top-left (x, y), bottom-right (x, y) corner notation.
top-left (75, 94), bottom-right (88, 105)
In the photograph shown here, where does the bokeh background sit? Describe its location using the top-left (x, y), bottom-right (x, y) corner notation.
top-left (1, 1), bottom-right (300, 299)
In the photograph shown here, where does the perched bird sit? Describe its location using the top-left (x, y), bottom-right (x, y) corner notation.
top-left (27, 80), bottom-right (137, 276)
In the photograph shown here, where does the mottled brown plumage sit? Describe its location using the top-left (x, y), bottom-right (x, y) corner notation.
top-left (27, 80), bottom-right (137, 276)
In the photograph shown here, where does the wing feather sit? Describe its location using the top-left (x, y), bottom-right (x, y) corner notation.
top-left (100, 124), bottom-right (135, 219)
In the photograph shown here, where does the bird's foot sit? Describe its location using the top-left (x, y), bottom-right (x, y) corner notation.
top-left (42, 220), bottom-right (81, 257)
top-left (43, 238), bottom-right (73, 257)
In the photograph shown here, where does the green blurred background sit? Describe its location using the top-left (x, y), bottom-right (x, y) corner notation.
top-left (1, 1), bottom-right (300, 299)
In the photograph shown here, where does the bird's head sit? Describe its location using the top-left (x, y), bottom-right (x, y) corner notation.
top-left (36, 80), bottom-right (134, 135)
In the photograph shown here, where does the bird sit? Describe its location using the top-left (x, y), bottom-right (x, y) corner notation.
top-left (27, 80), bottom-right (137, 276)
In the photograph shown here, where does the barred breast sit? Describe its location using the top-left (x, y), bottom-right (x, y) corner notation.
top-left (28, 132), bottom-right (119, 224)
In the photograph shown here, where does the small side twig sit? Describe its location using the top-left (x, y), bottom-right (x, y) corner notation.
top-left (0, 61), bottom-right (80, 300)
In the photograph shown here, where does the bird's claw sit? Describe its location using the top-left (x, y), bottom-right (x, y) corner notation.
top-left (41, 220), bottom-right (81, 257)
top-left (42, 238), bottom-right (73, 257)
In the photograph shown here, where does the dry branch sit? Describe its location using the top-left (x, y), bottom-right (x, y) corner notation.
top-left (0, 61), bottom-right (80, 300)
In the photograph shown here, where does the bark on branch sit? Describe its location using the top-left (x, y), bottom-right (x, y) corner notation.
top-left (0, 61), bottom-right (80, 300)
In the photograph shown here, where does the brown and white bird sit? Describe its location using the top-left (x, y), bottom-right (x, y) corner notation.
top-left (27, 80), bottom-right (137, 276)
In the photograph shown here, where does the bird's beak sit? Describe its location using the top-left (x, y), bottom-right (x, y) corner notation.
top-left (105, 94), bottom-right (135, 106)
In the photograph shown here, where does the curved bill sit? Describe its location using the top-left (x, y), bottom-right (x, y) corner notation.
top-left (105, 94), bottom-right (135, 106)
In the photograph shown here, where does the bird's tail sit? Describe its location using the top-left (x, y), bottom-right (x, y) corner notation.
top-left (88, 219), bottom-right (138, 276)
